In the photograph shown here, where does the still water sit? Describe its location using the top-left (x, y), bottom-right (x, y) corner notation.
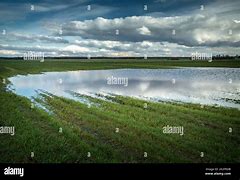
top-left (8, 68), bottom-right (240, 108)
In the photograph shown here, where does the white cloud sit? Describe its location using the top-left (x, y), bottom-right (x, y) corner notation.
top-left (137, 26), bottom-right (151, 36)
top-left (8, 33), bottom-right (69, 44)
top-left (62, 14), bottom-right (240, 47)
top-left (1, 0), bottom-right (240, 57)
top-left (1, 40), bottom-right (240, 57)
top-left (0, 50), bottom-right (19, 55)
top-left (62, 45), bottom-right (89, 53)
top-left (233, 20), bottom-right (240, 24)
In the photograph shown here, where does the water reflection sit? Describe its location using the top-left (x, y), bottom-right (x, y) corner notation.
top-left (8, 68), bottom-right (240, 108)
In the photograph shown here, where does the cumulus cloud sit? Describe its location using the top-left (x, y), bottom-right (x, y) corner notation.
top-left (62, 45), bottom-right (89, 53)
top-left (0, 50), bottom-right (19, 55)
top-left (2, 38), bottom-right (239, 58)
top-left (0, 44), bottom-right (59, 53)
top-left (0, 0), bottom-right (240, 57)
top-left (2, 33), bottom-right (69, 44)
top-left (61, 13), bottom-right (240, 47)
top-left (137, 26), bottom-right (151, 36)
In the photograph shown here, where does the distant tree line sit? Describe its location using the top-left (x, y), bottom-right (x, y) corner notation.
top-left (212, 54), bottom-right (240, 60)
top-left (0, 55), bottom-right (239, 60)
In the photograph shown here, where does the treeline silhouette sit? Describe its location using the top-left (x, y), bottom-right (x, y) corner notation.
top-left (0, 55), bottom-right (239, 60)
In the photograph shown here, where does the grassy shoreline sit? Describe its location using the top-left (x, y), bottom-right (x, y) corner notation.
top-left (0, 59), bottom-right (239, 163)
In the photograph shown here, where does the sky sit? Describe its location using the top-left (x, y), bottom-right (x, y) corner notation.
top-left (0, 0), bottom-right (239, 57)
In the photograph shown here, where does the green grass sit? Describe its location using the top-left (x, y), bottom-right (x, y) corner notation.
top-left (0, 59), bottom-right (239, 163)
top-left (0, 59), bottom-right (239, 77)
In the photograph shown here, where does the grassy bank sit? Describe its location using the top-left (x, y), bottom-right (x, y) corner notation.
top-left (0, 59), bottom-right (239, 163)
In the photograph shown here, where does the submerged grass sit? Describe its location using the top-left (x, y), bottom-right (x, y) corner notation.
top-left (0, 59), bottom-right (239, 163)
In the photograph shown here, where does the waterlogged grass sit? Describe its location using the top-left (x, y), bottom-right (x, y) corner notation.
top-left (0, 59), bottom-right (239, 163)
top-left (0, 59), bottom-right (240, 77)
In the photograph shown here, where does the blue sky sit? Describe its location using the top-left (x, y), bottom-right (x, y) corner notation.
top-left (0, 0), bottom-right (239, 57)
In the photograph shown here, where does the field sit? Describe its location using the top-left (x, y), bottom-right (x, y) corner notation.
top-left (0, 59), bottom-right (239, 163)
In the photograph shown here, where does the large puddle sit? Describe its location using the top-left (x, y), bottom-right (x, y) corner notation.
top-left (8, 68), bottom-right (240, 108)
